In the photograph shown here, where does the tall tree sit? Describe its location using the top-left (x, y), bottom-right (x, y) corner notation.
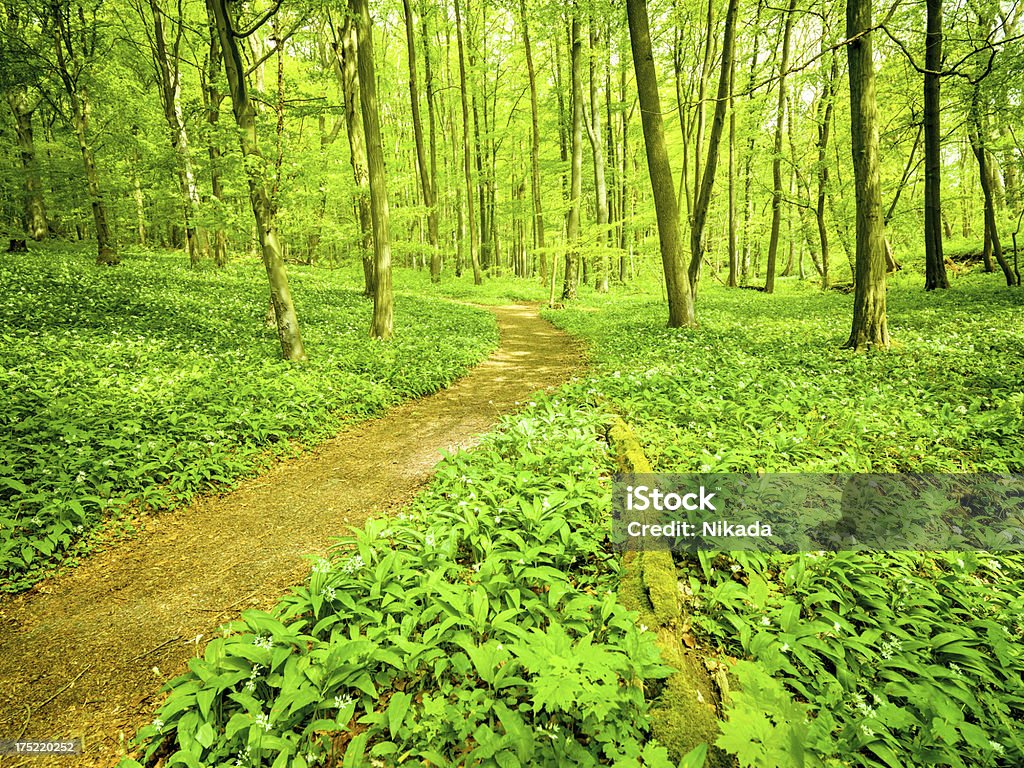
top-left (845, 0), bottom-right (890, 349)
top-left (140, 0), bottom-right (207, 267)
top-left (206, 0), bottom-right (305, 360)
top-left (968, 85), bottom-right (1013, 286)
top-left (402, 0), bottom-right (439, 283)
top-left (519, 0), bottom-right (546, 281)
top-left (585, 21), bottom-right (609, 292)
top-left (203, 22), bottom-right (228, 267)
top-left (331, 10), bottom-right (374, 296)
top-left (353, 0), bottom-right (394, 337)
top-left (923, 0), bottom-right (949, 290)
top-left (764, 0), bottom-right (797, 294)
top-left (562, 12), bottom-right (583, 300)
top-left (50, 0), bottom-right (117, 265)
top-left (453, 0), bottom-right (483, 284)
top-left (6, 87), bottom-right (48, 241)
top-left (626, 0), bottom-right (696, 327)
top-left (689, 0), bottom-right (739, 293)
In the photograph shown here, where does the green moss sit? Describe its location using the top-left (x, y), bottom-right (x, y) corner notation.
top-left (607, 416), bottom-right (724, 763)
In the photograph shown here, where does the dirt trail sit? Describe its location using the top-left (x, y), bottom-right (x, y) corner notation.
top-left (0, 304), bottom-right (584, 767)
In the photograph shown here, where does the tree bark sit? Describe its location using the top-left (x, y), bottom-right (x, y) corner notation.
top-left (689, 0), bottom-right (739, 293)
top-left (6, 88), bottom-right (48, 241)
top-left (727, 51), bottom-right (738, 287)
top-left (626, 0), bottom-right (696, 327)
top-left (207, 0), bottom-right (306, 360)
top-left (969, 88), bottom-right (1014, 286)
top-left (815, 39), bottom-right (838, 291)
top-left (454, 0), bottom-right (483, 284)
top-left (563, 12), bottom-right (583, 300)
top-left (923, 0), bottom-right (949, 290)
top-left (204, 25), bottom-right (229, 267)
top-left (352, 0), bottom-right (394, 338)
top-left (52, 4), bottom-right (117, 265)
top-left (332, 11), bottom-right (375, 296)
top-left (402, 0), bottom-right (439, 283)
top-left (586, 22), bottom-right (610, 292)
top-left (420, 2), bottom-right (441, 281)
top-left (765, 0), bottom-right (797, 293)
top-left (845, 0), bottom-right (890, 349)
top-left (519, 0), bottom-right (547, 281)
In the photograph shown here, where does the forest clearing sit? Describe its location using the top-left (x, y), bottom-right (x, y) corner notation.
top-left (1, 0), bottom-right (1023, 766)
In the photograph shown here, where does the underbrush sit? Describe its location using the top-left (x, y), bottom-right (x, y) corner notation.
top-left (0, 246), bottom-right (498, 591)
top-left (545, 275), bottom-right (1024, 767)
top-left (123, 398), bottom-right (674, 768)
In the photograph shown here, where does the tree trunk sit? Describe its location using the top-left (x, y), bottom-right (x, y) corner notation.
top-left (815, 39), bottom-right (838, 291)
top-left (149, 0), bottom-right (206, 267)
top-left (52, 4), bottom-right (117, 265)
top-left (689, 0), bottom-right (739, 293)
top-left (333, 11), bottom-right (375, 296)
top-left (207, 0), bottom-right (306, 360)
top-left (352, 0), bottom-right (394, 338)
top-left (454, 0), bottom-right (483, 284)
top-left (519, 0), bottom-right (547, 281)
top-left (562, 12), bottom-right (583, 300)
top-left (626, 0), bottom-right (696, 327)
top-left (586, 22), bottom-right (610, 293)
top-left (420, 2), bottom-right (441, 281)
top-left (765, 0), bottom-right (797, 293)
top-left (969, 89), bottom-right (1014, 286)
top-left (727, 51), bottom-right (738, 287)
top-left (741, 0), bottom-right (764, 283)
top-left (845, 0), bottom-right (890, 349)
top-left (6, 88), bottom-right (48, 240)
top-left (205, 24), bottom-right (229, 267)
top-left (402, 0), bottom-right (439, 283)
top-left (923, 0), bottom-right (949, 289)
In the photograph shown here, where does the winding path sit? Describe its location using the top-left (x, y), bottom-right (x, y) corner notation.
top-left (0, 304), bottom-right (584, 767)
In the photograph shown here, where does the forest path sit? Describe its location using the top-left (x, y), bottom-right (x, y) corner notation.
top-left (0, 303), bottom-right (584, 768)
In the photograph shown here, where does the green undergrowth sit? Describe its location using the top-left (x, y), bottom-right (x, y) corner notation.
top-left (124, 398), bottom-right (675, 768)
top-left (397, 267), bottom-right (551, 305)
top-left (548, 274), bottom-right (1024, 473)
top-left (542, 275), bottom-right (1024, 767)
top-left (0, 246), bottom-right (498, 591)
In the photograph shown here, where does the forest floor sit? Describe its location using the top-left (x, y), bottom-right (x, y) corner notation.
top-left (0, 303), bottom-right (585, 768)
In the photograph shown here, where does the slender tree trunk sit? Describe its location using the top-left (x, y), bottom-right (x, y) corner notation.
top-left (205, 26), bottom-right (228, 266)
top-left (402, 0), bottom-right (439, 282)
top-left (131, 127), bottom-right (147, 245)
top-left (689, 0), bottom-right (739, 293)
top-left (352, 0), bottom-right (394, 337)
top-left (626, 0), bottom-right (696, 327)
top-left (765, 0), bottom-right (797, 293)
top-left (149, 0), bottom-right (206, 267)
top-left (923, 0), bottom-right (949, 289)
top-left (586, 22), bottom-right (610, 292)
top-left (727, 52), bottom-right (737, 287)
top-left (519, 0), bottom-right (547, 281)
top-left (845, 0), bottom-right (890, 349)
top-left (420, 2), bottom-right (441, 281)
top-left (969, 89), bottom-right (1013, 286)
top-left (741, 0), bottom-right (764, 282)
top-left (6, 88), bottom-right (47, 240)
top-left (562, 12), bottom-right (583, 300)
top-left (454, 0), bottom-right (482, 284)
top-left (52, 5), bottom-right (117, 265)
top-left (207, 0), bottom-right (305, 360)
top-left (333, 11), bottom-right (375, 296)
top-left (815, 40), bottom-right (837, 291)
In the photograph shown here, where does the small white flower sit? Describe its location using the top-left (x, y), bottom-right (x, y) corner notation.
top-left (987, 559), bottom-right (1003, 571)
top-left (312, 558), bottom-right (331, 574)
top-left (761, 616), bottom-right (771, 626)
top-left (639, 624), bottom-right (648, 633)
top-left (494, 516), bottom-right (501, 525)
top-left (989, 741), bottom-right (1005, 755)
top-left (75, 471), bottom-right (87, 483)
top-left (253, 635), bottom-right (273, 650)
top-left (255, 712), bottom-right (272, 732)
top-left (833, 621), bottom-right (841, 632)
top-left (780, 643), bottom-right (790, 653)
top-left (334, 693), bottom-right (354, 709)
top-left (424, 533), bottom-right (436, 548)
top-left (496, 643), bottom-right (503, 651)
top-left (956, 558), bottom-right (965, 569)
top-left (860, 724), bottom-right (875, 737)
top-left (152, 718), bottom-right (164, 734)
